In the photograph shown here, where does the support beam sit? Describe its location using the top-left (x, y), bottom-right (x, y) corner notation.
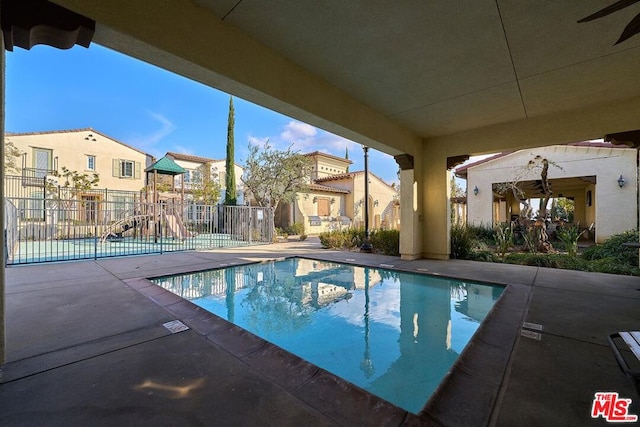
top-left (397, 150), bottom-right (424, 260)
top-left (421, 144), bottom-right (451, 260)
top-left (427, 95), bottom-right (640, 158)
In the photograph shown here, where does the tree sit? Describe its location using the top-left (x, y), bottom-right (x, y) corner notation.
top-left (241, 142), bottom-right (313, 229)
top-left (224, 96), bottom-right (237, 205)
top-left (47, 166), bottom-right (100, 236)
top-left (4, 138), bottom-right (22, 174)
top-left (191, 163), bottom-right (221, 205)
top-left (450, 175), bottom-right (464, 198)
top-left (494, 155), bottom-right (562, 253)
top-left (551, 197), bottom-right (575, 222)
top-left (345, 147), bottom-right (349, 173)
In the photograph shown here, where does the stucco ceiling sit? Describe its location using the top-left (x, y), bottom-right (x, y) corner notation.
top-left (192, 0), bottom-right (640, 138)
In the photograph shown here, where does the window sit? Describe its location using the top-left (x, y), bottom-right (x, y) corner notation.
top-left (33, 148), bottom-right (53, 178)
top-left (121, 161), bottom-right (133, 177)
top-left (113, 159), bottom-right (140, 179)
top-left (317, 197), bottom-right (330, 216)
top-left (86, 155), bottom-right (96, 171)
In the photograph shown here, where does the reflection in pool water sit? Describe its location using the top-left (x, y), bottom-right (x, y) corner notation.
top-left (152, 257), bottom-right (503, 413)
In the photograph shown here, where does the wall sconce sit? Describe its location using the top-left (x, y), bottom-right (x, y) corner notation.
top-left (313, 196), bottom-right (318, 203)
top-left (617, 175), bottom-right (626, 188)
top-left (373, 200), bottom-right (379, 206)
top-left (330, 197), bottom-right (335, 204)
top-left (473, 186), bottom-right (479, 196)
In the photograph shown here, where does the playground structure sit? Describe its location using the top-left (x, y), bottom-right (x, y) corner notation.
top-left (98, 192), bottom-right (194, 244)
top-left (99, 156), bottom-right (193, 244)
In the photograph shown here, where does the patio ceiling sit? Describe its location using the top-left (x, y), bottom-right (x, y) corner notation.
top-left (493, 176), bottom-right (597, 199)
top-left (44, 0), bottom-right (640, 155)
top-left (192, 0), bottom-right (640, 138)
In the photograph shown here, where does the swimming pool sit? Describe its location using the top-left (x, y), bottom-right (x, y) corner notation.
top-left (151, 257), bottom-right (504, 413)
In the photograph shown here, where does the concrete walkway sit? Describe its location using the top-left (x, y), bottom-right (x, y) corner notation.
top-left (1, 238), bottom-right (639, 426)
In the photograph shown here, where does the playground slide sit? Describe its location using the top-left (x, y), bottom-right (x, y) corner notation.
top-left (164, 213), bottom-right (192, 239)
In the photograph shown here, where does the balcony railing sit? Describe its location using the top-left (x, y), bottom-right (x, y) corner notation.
top-left (21, 168), bottom-right (56, 187)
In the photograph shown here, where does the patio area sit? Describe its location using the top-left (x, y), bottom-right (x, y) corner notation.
top-left (1, 238), bottom-right (639, 426)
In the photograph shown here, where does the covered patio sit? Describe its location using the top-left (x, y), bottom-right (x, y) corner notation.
top-left (3, 1), bottom-right (640, 424)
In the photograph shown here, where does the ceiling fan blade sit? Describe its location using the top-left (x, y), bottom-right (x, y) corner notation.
top-left (615, 12), bottom-right (640, 43)
top-left (577, 0), bottom-right (640, 23)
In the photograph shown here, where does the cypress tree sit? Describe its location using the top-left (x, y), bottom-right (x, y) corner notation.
top-left (224, 96), bottom-right (237, 205)
top-left (345, 147), bottom-right (349, 173)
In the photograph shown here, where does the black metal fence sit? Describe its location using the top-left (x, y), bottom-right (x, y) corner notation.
top-left (4, 196), bottom-right (273, 265)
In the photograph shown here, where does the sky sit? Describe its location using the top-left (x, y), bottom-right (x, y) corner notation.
top-left (6, 43), bottom-right (399, 184)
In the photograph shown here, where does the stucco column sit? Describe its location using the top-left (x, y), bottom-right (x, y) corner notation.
top-left (421, 144), bottom-right (450, 260)
top-left (396, 153), bottom-right (423, 260)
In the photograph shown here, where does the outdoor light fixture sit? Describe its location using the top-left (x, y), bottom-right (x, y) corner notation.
top-left (618, 175), bottom-right (626, 188)
top-left (473, 186), bottom-right (479, 196)
top-left (312, 196), bottom-right (318, 203)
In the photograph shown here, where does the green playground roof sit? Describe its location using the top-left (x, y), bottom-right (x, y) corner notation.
top-left (145, 156), bottom-right (186, 175)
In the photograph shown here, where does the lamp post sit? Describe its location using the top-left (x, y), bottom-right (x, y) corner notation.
top-left (361, 145), bottom-right (373, 252)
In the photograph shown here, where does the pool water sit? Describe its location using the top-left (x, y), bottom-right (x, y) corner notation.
top-left (151, 257), bottom-right (504, 413)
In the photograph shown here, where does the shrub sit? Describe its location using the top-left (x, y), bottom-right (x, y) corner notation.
top-left (451, 223), bottom-right (476, 259)
top-left (285, 222), bottom-right (305, 236)
top-left (587, 257), bottom-right (640, 276)
top-left (369, 229), bottom-right (400, 256)
top-left (582, 229), bottom-right (639, 266)
top-left (468, 224), bottom-right (495, 245)
top-left (494, 223), bottom-right (514, 260)
top-left (319, 228), bottom-right (366, 250)
top-left (556, 223), bottom-right (586, 257)
top-left (319, 230), bottom-right (347, 248)
top-left (468, 250), bottom-right (498, 262)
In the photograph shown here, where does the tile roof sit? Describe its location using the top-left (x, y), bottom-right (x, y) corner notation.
top-left (6, 128), bottom-right (152, 157)
top-left (145, 156), bottom-right (186, 175)
top-left (307, 183), bottom-right (350, 194)
top-left (315, 170), bottom-right (393, 188)
top-left (166, 151), bottom-right (220, 163)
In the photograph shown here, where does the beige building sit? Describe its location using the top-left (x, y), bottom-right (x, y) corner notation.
top-left (165, 151), bottom-right (244, 204)
top-left (275, 151), bottom-right (400, 234)
top-left (456, 142), bottom-right (638, 243)
top-left (6, 128), bottom-right (153, 196)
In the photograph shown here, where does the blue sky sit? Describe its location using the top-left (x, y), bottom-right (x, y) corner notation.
top-left (6, 44), bottom-right (399, 184)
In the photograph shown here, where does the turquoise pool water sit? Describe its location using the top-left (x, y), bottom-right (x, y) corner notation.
top-left (151, 257), bottom-right (504, 413)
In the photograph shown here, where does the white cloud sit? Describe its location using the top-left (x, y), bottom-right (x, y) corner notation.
top-left (247, 135), bottom-right (270, 148)
top-left (173, 145), bottom-right (194, 155)
top-left (130, 111), bottom-right (177, 151)
top-left (280, 121), bottom-right (317, 143)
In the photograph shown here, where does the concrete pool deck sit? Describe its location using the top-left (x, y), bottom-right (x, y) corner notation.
top-left (1, 238), bottom-right (639, 426)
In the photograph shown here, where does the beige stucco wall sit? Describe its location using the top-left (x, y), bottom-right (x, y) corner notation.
top-left (309, 154), bottom-right (350, 180)
top-left (9, 130), bottom-right (151, 192)
top-left (294, 191), bottom-right (347, 234)
top-left (318, 173), bottom-right (398, 230)
top-left (466, 145), bottom-right (637, 242)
